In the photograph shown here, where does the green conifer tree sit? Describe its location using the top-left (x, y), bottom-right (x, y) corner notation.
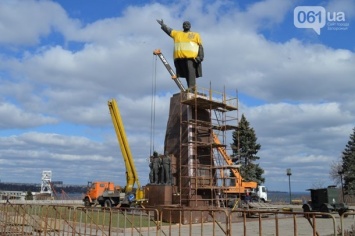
top-left (342, 127), bottom-right (355, 195)
top-left (25, 191), bottom-right (33, 200)
top-left (231, 114), bottom-right (265, 184)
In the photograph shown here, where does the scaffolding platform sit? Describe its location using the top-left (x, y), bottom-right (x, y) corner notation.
top-left (181, 90), bottom-right (238, 111)
top-left (164, 86), bottom-right (241, 208)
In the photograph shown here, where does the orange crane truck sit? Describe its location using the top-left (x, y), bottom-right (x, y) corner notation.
top-left (83, 99), bottom-right (145, 207)
top-left (84, 181), bottom-right (124, 207)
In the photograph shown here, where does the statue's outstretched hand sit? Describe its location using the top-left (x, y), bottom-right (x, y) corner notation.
top-left (156, 19), bottom-right (164, 26)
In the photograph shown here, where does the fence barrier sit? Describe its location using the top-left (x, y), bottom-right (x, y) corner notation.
top-left (1, 202), bottom-right (355, 235)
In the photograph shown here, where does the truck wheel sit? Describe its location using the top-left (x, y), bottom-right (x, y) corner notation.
top-left (320, 205), bottom-right (330, 218)
top-left (84, 198), bottom-right (91, 207)
top-left (338, 209), bottom-right (349, 218)
top-left (112, 198), bottom-right (120, 207)
top-left (302, 204), bottom-right (311, 219)
top-left (104, 199), bottom-right (112, 208)
top-left (302, 204), bottom-right (311, 212)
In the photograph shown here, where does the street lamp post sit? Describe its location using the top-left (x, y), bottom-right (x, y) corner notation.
top-left (338, 170), bottom-right (345, 202)
top-left (287, 168), bottom-right (292, 204)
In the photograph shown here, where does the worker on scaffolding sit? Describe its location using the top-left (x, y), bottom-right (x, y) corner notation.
top-left (157, 19), bottom-right (204, 91)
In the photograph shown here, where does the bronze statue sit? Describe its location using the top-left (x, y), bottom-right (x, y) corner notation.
top-left (157, 19), bottom-right (204, 91)
top-left (152, 151), bottom-right (161, 184)
top-left (149, 155), bottom-right (154, 183)
top-left (161, 152), bottom-right (171, 184)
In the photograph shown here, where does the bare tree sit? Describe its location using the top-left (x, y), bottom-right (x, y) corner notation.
top-left (329, 156), bottom-right (343, 187)
top-left (311, 179), bottom-right (326, 189)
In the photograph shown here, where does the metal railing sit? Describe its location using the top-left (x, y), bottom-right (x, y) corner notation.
top-left (229, 209), bottom-right (338, 236)
top-left (1, 203), bottom-right (354, 235)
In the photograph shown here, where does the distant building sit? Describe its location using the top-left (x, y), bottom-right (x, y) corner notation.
top-left (40, 170), bottom-right (53, 196)
top-left (0, 191), bottom-right (27, 201)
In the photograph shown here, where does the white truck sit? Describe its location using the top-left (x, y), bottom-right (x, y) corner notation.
top-left (251, 185), bottom-right (268, 202)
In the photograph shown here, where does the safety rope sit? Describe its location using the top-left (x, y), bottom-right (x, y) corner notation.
top-left (150, 54), bottom-right (158, 156)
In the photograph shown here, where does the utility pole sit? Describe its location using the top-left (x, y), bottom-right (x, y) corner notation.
top-left (287, 168), bottom-right (292, 204)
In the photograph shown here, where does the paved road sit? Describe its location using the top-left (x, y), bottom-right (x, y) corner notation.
top-left (155, 205), bottom-right (355, 236)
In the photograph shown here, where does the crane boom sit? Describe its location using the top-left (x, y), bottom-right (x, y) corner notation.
top-left (108, 99), bottom-right (142, 196)
top-left (153, 49), bottom-right (186, 92)
top-left (212, 133), bottom-right (257, 192)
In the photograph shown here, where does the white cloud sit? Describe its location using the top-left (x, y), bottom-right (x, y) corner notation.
top-left (326, 0), bottom-right (355, 19)
top-left (242, 0), bottom-right (294, 28)
top-left (283, 154), bottom-right (333, 163)
top-left (0, 0), bottom-right (353, 192)
top-left (0, 102), bottom-right (57, 128)
top-left (0, 0), bottom-right (79, 46)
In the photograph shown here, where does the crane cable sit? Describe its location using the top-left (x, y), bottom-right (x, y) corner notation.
top-left (150, 54), bottom-right (158, 156)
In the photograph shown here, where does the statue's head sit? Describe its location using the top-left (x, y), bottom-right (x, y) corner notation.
top-left (153, 151), bottom-right (158, 157)
top-left (182, 21), bottom-right (191, 31)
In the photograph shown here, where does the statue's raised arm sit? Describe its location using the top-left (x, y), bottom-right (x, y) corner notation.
top-left (156, 19), bottom-right (172, 36)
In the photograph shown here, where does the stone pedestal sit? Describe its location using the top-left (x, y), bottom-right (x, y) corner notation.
top-left (145, 184), bottom-right (173, 206)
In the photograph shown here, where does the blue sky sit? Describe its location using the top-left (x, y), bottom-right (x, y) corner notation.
top-left (0, 0), bottom-right (354, 193)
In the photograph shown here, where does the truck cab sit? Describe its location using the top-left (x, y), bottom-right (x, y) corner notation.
top-left (251, 185), bottom-right (268, 202)
top-left (87, 182), bottom-right (115, 196)
top-left (83, 181), bottom-right (122, 207)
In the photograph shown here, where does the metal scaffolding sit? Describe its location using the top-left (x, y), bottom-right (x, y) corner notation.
top-left (177, 86), bottom-right (239, 207)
